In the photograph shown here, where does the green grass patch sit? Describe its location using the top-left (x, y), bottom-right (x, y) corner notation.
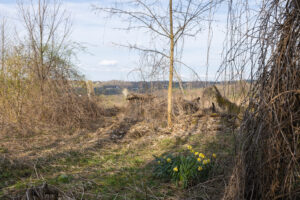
top-left (1, 120), bottom-right (235, 199)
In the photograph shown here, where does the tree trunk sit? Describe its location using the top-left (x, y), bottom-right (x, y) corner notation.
top-left (168, 0), bottom-right (174, 128)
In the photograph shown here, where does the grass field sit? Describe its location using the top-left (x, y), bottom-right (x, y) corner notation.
top-left (0, 87), bottom-right (242, 199)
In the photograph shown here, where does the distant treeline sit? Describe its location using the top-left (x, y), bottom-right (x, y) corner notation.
top-left (86, 80), bottom-right (251, 95)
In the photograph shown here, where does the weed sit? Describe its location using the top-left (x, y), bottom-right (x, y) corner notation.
top-left (57, 174), bottom-right (72, 184)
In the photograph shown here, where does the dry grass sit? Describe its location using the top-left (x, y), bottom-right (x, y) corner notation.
top-left (0, 86), bottom-right (240, 199)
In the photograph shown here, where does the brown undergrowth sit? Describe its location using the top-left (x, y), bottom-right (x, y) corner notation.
top-left (224, 0), bottom-right (300, 199)
top-left (0, 86), bottom-right (241, 199)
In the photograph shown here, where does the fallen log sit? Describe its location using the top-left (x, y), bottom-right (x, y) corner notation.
top-left (126, 93), bottom-right (155, 101)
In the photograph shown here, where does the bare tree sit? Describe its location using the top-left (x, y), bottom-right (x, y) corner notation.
top-left (93, 0), bottom-right (220, 127)
top-left (17, 0), bottom-right (73, 87)
top-left (0, 18), bottom-right (7, 73)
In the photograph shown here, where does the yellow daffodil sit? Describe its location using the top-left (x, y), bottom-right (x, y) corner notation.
top-left (167, 158), bottom-right (171, 163)
top-left (212, 153), bottom-right (217, 158)
top-left (191, 150), bottom-right (195, 153)
top-left (198, 166), bottom-right (203, 171)
top-left (173, 167), bottom-right (178, 172)
top-left (194, 152), bottom-right (199, 156)
top-left (203, 159), bottom-right (210, 165)
top-left (197, 157), bottom-right (201, 162)
top-left (187, 145), bottom-right (192, 150)
top-left (199, 153), bottom-right (205, 158)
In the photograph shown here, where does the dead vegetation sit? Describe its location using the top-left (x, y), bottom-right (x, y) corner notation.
top-left (224, 0), bottom-right (300, 199)
top-left (0, 84), bottom-right (241, 199)
top-left (0, 0), bottom-right (299, 199)
top-left (0, 0), bottom-right (102, 135)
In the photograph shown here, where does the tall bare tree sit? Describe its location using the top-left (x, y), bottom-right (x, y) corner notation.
top-left (94, 0), bottom-right (220, 127)
top-left (18, 0), bottom-right (73, 87)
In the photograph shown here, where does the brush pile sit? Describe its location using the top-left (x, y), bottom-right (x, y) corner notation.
top-left (225, 0), bottom-right (300, 199)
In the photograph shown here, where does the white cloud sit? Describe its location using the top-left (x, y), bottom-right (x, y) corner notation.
top-left (99, 59), bottom-right (118, 66)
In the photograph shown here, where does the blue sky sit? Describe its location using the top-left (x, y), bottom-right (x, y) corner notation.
top-left (0, 0), bottom-right (235, 81)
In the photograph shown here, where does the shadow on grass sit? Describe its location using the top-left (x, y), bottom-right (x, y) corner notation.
top-left (0, 111), bottom-right (237, 200)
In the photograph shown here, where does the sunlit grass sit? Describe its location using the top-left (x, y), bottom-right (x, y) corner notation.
top-left (1, 122), bottom-right (235, 199)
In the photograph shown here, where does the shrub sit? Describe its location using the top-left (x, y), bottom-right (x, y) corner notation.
top-left (153, 145), bottom-right (217, 188)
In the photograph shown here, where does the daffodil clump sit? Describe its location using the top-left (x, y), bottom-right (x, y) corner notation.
top-left (153, 145), bottom-right (217, 188)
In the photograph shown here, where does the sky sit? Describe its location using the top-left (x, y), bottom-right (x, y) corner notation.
top-left (0, 0), bottom-right (234, 81)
